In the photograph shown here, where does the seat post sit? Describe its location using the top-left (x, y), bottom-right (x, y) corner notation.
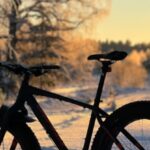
top-left (83, 61), bottom-right (112, 150)
top-left (94, 61), bottom-right (112, 107)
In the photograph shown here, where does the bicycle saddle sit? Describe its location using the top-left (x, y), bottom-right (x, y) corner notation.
top-left (88, 51), bottom-right (127, 61)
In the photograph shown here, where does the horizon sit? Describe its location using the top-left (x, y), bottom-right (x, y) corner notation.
top-left (0, 0), bottom-right (150, 45)
top-left (91, 0), bottom-right (150, 44)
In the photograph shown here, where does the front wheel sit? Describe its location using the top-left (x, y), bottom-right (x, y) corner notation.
top-left (0, 105), bottom-right (41, 150)
top-left (0, 121), bottom-right (41, 150)
top-left (92, 101), bottom-right (150, 150)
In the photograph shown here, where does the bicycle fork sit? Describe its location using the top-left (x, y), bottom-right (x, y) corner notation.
top-left (0, 106), bottom-right (12, 145)
top-left (0, 108), bottom-right (22, 150)
top-left (0, 127), bottom-right (17, 150)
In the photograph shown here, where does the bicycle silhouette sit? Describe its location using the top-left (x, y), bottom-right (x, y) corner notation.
top-left (0, 51), bottom-right (150, 150)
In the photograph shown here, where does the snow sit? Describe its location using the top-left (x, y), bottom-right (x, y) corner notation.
top-left (2, 81), bottom-right (150, 149)
top-left (29, 111), bottom-right (95, 150)
top-left (28, 85), bottom-right (99, 150)
top-left (26, 84), bottom-right (150, 150)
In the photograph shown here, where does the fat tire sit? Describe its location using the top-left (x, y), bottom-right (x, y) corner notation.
top-left (92, 101), bottom-right (150, 150)
top-left (3, 121), bottom-right (41, 150)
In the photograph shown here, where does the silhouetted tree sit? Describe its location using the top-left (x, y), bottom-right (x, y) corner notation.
top-left (0, 0), bottom-right (111, 96)
top-left (100, 40), bottom-right (150, 53)
top-left (0, 0), bottom-right (111, 62)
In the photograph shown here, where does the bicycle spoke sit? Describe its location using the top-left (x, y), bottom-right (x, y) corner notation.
top-left (122, 129), bottom-right (144, 150)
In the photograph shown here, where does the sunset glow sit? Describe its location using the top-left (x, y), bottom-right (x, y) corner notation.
top-left (92, 0), bottom-right (150, 44)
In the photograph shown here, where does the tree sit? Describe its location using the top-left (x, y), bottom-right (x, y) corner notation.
top-left (0, 0), bottom-right (111, 96)
top-left (0, 0), bottom-right (111, 62)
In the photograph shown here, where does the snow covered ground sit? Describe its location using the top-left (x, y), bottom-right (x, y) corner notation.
top-left (29, 111), bottom-right (95, 150)
top-left (1, 78), bottom-right (150, 149)
top-left (26, 84), bottom-right (150, 150)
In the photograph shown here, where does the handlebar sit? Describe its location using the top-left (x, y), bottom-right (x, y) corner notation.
top-left (0, 62), bottom-right (60, 77)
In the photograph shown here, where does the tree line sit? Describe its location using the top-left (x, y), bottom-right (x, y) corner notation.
top-left (100, 40), bottom-right (150, 52)
top-left (0, 0), bottom-right (110, 98)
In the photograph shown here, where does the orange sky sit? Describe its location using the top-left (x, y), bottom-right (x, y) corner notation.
top-left (90, 0), bottom-right (150, 44)
top-left (1, 0), bottom-right (150, 44)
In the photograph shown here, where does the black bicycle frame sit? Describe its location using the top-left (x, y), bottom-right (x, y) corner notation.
top-left (25, 80), bottom-right (107, 150)
top-left (19, 63), bottom-right (122, 150)
top-left (6, 63), bottom-right (110, 150)
top-left (0, 62), bottom-right (142, 150)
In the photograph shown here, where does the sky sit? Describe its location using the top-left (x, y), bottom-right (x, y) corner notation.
top-left (93, 0), bottom-right (150, 44)
top-left (1, 0), bottom-right (150, 45)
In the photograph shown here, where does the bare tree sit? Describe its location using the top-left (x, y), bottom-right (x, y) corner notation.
top-left (0, 0), bottom-right (22, 61)
top-left (0, 0), bottom-right (111, 96)
top-left (0, 0), bottom-right (111, 61)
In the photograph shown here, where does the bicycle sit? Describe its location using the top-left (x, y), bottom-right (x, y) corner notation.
top-left (0, 50), bottom-right (150, 150)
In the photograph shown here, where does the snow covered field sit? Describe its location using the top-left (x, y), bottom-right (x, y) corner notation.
top-left (26, 85), bottom-right (150, 150)
top-left (1, 79), bottom-right (150, 150)
top-left (29, 111), bottom-right (95, 150)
